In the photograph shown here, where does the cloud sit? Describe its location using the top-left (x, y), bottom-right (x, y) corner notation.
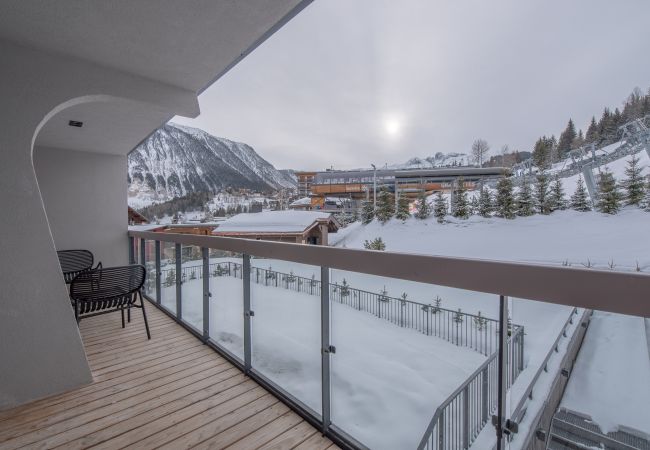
top-left (174, 0), bottom-right (650, 170)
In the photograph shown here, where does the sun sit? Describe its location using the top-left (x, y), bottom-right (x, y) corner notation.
top-left (384, 117), bottom-right (402, 137)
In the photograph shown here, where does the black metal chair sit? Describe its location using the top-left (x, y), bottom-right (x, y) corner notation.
top-left (57, 249), bottom-right (101, 284)
top-left (69, 264), bottom-right (151, 339)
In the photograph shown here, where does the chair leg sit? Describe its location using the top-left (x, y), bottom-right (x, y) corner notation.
top-left (121, 306), bottom-right (125, 328)
top-left (74, 300), bottom-right (80, 324)
top-left (140, 291), bottom-right (151, 340)
top-left (127, 304), bottom-right (131, 323)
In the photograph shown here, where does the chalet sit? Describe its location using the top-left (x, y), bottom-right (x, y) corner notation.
top-left (128, 206), bottom-right (149, 225)
top-left (212, 210), bottom-right (339, 245)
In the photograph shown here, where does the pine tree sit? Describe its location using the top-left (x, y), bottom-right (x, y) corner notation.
top-left (557, 119), bottom-right (577, 159)
top-left (596, 170), bottom-right (622, 214)
top-left (570, 176), bottom-right (591, 211)
top-left (623, 154), bottom-right (645, 206)
top-left (395, 196), bottom-right (411, 221)
top-left (361, 201), bottom-right (375, 224)
top-left (375, 187), bottom-right (395, 223)
top-left (469, 196), bottom-right (479, 216)
top-left (585, 116), bottom-right (599, 144)
top-left (452, 177), bottom-right (469, 219)
top-left (477, 187), bottom-right (493, 217)
top-left (495, 177), bottom-right (516, 219)
top-left (516, 178), bottom-right (534, 216)
top-left (548, 176), bottom-right (567, 212)
top-left (535, 172), bottom-right (551, 214)
top-left (644, 176), bottom-right (650, 212)
top-left (433, 191), bottom-right (447, 223)
top-left (414, 191), bottom-right (432, 219)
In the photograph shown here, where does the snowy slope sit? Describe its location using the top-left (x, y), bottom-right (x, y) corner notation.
top-left (128, 123), bottom-right (296, 207)
top-left (388, 152), bottom-right (470, 169)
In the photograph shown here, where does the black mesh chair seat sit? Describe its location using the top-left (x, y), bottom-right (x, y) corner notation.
top-left (57, 249), bottom-right (99, 284)
top-left (69, 264), bottom-right (151, 339)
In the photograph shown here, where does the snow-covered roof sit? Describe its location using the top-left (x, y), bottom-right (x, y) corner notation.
top-left (214, 211), bottom-right (335, 234)
top-left (128, 224), bottom-right (164, 232)
top-left (290, 197), bottom-right (312, 206)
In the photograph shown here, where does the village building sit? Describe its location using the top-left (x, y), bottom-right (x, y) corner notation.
top-left (212, 210), bottom-right (339, 245)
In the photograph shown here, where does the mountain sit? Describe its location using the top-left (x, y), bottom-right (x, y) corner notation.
top-left (128, 123), bottom-right (296, 207)
top-left (389, 152), bottom-right (470, 169)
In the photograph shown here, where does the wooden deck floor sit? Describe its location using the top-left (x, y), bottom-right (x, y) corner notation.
top-left (0, 304), bottom-right (336, 450)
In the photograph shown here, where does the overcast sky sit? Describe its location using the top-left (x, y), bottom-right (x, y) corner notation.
top-left (174, 0), bottom-right (650, 171)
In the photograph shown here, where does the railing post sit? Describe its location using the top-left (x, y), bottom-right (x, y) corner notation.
top-left (438, 414), bottom-right (445, 449)
top-left (495, 295), bottom-right (509, 450)
top-left (175, 243), bottom-right (182, 320)
top-left (243, 254), bottom-right (252, 373)
top-left (139, 238), bottom-right (145, 267)
top-left (202, 248), bottom-right (210, 343)
top-left (128, 236), bottom-right (135, 264)
top-left (482, 366), bottom-right (489, 424)
top-left (462, 386), bottom-right (469, 449)
top-left (155, 241), bottom-right (161, 304)
top-left (321, 266), bottom-right (331, 434)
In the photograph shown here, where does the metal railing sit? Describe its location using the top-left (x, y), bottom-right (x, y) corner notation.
top-left (416, 325), bottom-right (524, 450)
top-left (128, 230), bottom-right (650, 450)
top-left (156, 261), bottom-right (513, 356)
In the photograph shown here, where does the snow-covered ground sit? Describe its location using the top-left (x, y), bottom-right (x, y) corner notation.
top-left (561, 311), bottom-right (650, 435)
top-left (333, 208), bottom-right (650, 445)
top-left (157, 264), bottom-right (484, 450)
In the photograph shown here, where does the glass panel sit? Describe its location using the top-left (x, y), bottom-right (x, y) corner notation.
top-left (160, 242), bottom-right (177, 314)
top-left (250, 256), bottom-right (322, 415)
top-left (142, 240), bottom-right (157, 299)
top-left (181, 245), bottom-right (203, 331)
top-left (329, 270), bottom-right (496, 450)
top-left (506, 297), bottom-right (632, 450)
top-left (208, 250), bottom-right (244, 362)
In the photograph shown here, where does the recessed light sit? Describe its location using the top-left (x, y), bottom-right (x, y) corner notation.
top-left (68, 120), bottom-right (83, 128)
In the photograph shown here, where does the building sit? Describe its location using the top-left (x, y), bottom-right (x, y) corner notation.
top-left (128, 206), bottom-right (149, 225)
top-left (295, 171), bottom-right (317, 197)
top-left (309, 166), bottom-right (508, 203)
top-left (212, 210), bottom-right (339, 245)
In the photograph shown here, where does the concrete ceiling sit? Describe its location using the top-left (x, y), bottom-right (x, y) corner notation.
top-left (1, 0), bottom-right (312, 155)
top-left (0, 0), bottom-right (311, 93)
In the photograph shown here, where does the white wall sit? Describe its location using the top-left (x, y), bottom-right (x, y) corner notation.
top-left (34, 147), bottom-right (128, 267)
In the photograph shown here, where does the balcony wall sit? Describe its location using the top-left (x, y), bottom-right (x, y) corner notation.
top-left (34, 146), bottom-right (127, 267)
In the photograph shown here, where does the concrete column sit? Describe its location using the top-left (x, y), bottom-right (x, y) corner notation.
top-left (319, 224), bottom-right (329, 246)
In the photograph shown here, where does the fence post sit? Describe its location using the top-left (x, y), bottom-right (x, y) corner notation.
top-left (139, 238), bottom-right (145, 267)
top-left (243, 254), bottom-right (252, 373)
top-left (155, 241), bottom-right (161, 304)
top-left (321, 266), bottom-right (331, 434)
top-left (175, 243), bottom-right (182, 320)
top-left (202, 248), bottom-right (209, 343)
top-left (481, 366), bottom-right (489, 424)
top-left (438, 414), bottom-right (445, 449)
top-left (463, 386), bottom-right (470, 449)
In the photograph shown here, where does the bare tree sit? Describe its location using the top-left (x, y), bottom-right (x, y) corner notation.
top-left (471, 139), bottom-right (490, 167)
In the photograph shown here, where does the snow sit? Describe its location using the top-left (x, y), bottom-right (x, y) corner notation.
top-left (214, 210), bottom-right (333, 233)
top-left (560, 311), bottom-right (650, 435)
top-left (157, 259), bottom-right (484, 450)
top-left (290, 196), bottom-right (312, 206)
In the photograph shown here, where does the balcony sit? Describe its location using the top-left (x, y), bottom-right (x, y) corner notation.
top-left (0, 304), bottom-right (336, 450)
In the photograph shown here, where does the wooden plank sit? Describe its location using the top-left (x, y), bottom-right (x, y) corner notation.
top-left (223, 411), bottom-right (304, 450)
top-left (0, 357), bottom-right (231, 442)
top-left (256, 421), bottom-right (318, 450)
top-left (88, 383), bottom-right (265, 450)
top-left (293, 431), bottom-right (336, 450)
top-left (189, 402), bottom-right (291, 450)
top-left (0, 366), bottom-right (239, 448)
top-left (154, 395), bottom-right (280, 450)
top-left (0, 302), bottom-right (333, 450)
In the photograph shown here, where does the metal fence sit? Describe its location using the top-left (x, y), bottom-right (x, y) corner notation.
top-left (157, 260), bottom-right (519, 357)
top-left (417, 325), bottom-right (525, 450)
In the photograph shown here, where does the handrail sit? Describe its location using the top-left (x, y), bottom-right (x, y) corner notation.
top-left (128, 230), bottom-right (650, 318)
top-left (509, 307), bottom-right (583, 424)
